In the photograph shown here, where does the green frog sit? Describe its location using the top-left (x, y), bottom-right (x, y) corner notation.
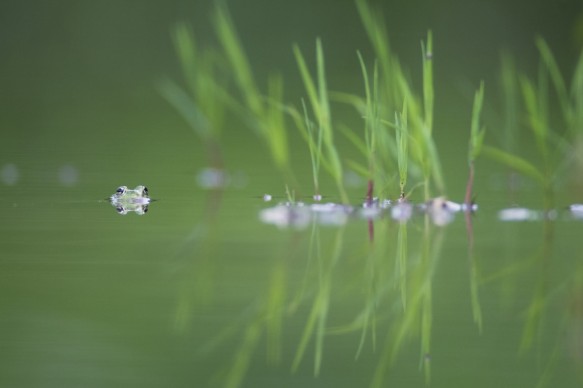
top-left (109, 185), bottom-right (150, 215)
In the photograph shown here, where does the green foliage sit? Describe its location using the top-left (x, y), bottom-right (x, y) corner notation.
top-left (482, 145), bottom-right (546, 185)
top-left (421, 31), bottom-right (434, 137)
top-left (499, 53), bottom-right (519, 153)
top-left (395, 101), bottom-right (409, 196)
top-left (357, 51), bottom-right (380, 177)
top-left (294, 39), bottom-right (348, 202)
top-left (160, 23), bottom-right (225, 141)
top-left (163, 4), bottom-right (583, 388)
top-left (301, 99), bottom-right (324, 195)
top-left (351, 0), bottom-right (445, 198)
top-left (468, 81), bottom-right (486, 164)
top-left (535, 37), bottom-right (572, 126)
top-left (213, 5), bottom-right (291, 174)
top-left (486, 37), bottom-right (583, 208)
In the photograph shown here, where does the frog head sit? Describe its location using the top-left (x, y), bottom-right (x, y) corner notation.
top-left (109, 185), bottom-right (151, 215)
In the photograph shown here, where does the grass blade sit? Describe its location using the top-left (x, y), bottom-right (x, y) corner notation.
top-left (158, 79), bottom-right (211, 139)
top-left (482, 145), bottom-right (546, 184)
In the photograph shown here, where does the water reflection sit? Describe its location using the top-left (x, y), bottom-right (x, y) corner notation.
top-left (0, 163), bottom-right (19, 185)
top-left (57, 164), bottom-right (79, 187)
top-left (242, 196), bottom-right (583, 386)
top-left (195, 167), bottom-right (247, 189)
top-left (254, 201), bottom-right (450, 385)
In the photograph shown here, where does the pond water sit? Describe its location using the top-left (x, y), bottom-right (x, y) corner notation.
top-left (1, 139), bottom-right (583, 388)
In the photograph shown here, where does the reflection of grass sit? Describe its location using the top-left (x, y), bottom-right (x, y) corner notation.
top-left (396, 220), bottom-right (408, 308)
top-left (292, 227), bottom-right (344, 375)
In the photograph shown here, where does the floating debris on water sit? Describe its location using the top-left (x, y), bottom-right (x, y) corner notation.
top-left (259, 202), bottom-right (311, 229)
top-left (259, 196), bottom-right (474, 229)
top-left (425, 197), bottom-right (457, 226)
top-left (391, 200), bottom-right (413, 222)
top-left (568, 204), bottom-right (583, 219)
top-left (311, 202), bottom-right (352, 225)
top-left (421, 197), bottom-right (477, 226)
top-left (498, 207), bottom-right (541, 222)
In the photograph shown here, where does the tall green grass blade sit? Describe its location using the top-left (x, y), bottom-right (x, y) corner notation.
top-left (422, 31), bottom-right (445, 195)
top-left (213, 4), bottom-right (293, 175)
top-left (421, 31), bottom-right (434, 136)
top-left (357, 52), bottom-right (373, 149)
top-left (266, 74), bottom-right (290, 171)
top-left (293, 44), bottom-right (321, 120)
top-left (572, 50), bottom-right (583, 132)
top-left (482, 145), bottom-right (546, 184)
top-left (520, 76), bottom-right (549, 163)
top-left (535, 37), bottom-right (572, 126)
top-left (172, 23), bottom-right (198, 95)
top-left (500, 53), bottom-right (519, 153)
top-left (469, 81), bottom-right (486, 164)
top-left (316, 39), bottom-right (331, 142)
top-left (356, 0), bottom-right (391, 93)
top-left (214, 5), bottom-right (262, 116)
top-left (357, 50), bottom-right (380, 176)
top-left (345, 159), bottom-right (372, 179)
top-left (338, 123), bottom-right (368, 157)
top-left (294, 40), bottom-right (348, 202)
top-left (395, 100), bottom-right (409, 195)
top-left (158, 79), bottom-right (211, 140)
top-left (301, 99), bottom-right (322, 194)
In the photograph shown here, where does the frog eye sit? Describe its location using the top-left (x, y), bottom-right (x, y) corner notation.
top-left (142, 187), bottom-right (149, 196)
top-left (115, 206), bottom-right (127, 214)
top-left (116, 186), bottom-right (126, 195)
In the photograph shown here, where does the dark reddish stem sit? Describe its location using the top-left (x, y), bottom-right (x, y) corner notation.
top-left (366, 179), bottom-right (374, 205)
top-left (366, 179), bottom-right (374, 243)
top-left (464, 162), bottom-right (475, 210)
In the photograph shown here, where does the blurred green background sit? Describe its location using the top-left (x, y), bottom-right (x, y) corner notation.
top-left (2, 1), bottom-right (583, 388)
top-left (1, 0), bottom-right (582, 174)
